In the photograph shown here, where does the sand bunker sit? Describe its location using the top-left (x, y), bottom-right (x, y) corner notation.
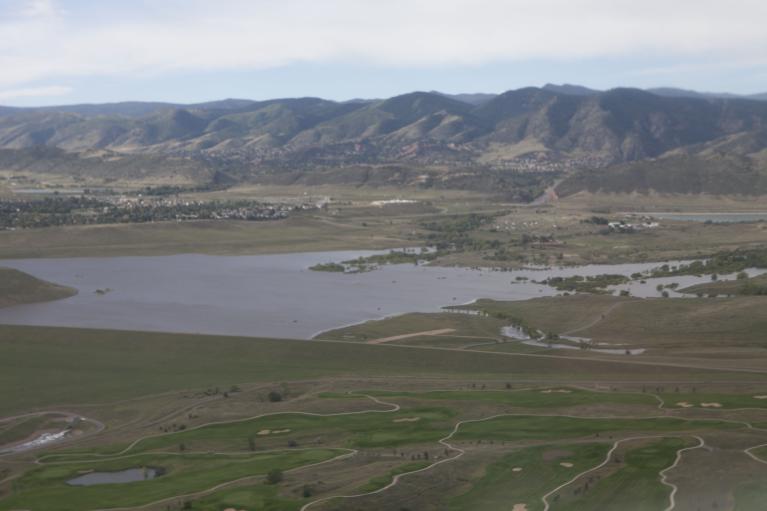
top-left (754, 395), bottom-right (767, 400)
top-left (512, 467), bottom-right (523, 472)
top-left (512, 504), bottom-right (528, 511)
top-left (256, 429), bottom-right (291, 436)
top-left (701, 402), bottom-right (722, 408)
top-left (393, 417), bottom-right (421, 423)
top-left (540, 389), bottom-right (572, 394)
top-left (675, 401), bottom-right (694, 408)
top-left (560, 462), bottom-right (574, 468)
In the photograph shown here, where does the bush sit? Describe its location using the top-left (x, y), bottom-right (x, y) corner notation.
top-left (268, 391), bottom-right (283, 402)
top-left (266, 468), bottom-right (284, 484)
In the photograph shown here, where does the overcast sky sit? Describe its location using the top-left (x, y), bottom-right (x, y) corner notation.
top-left (1, 0), bottom-right (766, 105)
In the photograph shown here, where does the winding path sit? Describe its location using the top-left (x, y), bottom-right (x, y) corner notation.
top-left (660, 436), bottom-right (705, 511)
top-left (10, 390), bottom-right (767, 511)
top-left (36, 394), bottom-right (398, 462)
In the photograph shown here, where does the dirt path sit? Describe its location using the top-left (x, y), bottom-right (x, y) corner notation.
top-left (541, 435), bottom-right (704, 511)
top-left (562, 301), bottom-right (625, 336)
top-left (19, 389), bottom-right (767, 511)
top-left (660, 436), bottom-right (706, 511)
top-left (367, 328), bottom-right (456, 344)
top-left (743, 442), bottom-right (767, 465)
top-left (37, 394), bottom-right (399, 462)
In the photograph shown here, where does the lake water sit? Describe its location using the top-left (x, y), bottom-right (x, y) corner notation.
top-left (67, 467), bottom-right (161, 486)
top-left (0, 251), bottom-right (745, 339)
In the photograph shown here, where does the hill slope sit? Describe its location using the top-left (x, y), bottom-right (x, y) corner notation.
top-left (0, 268), bottom-right (77, 308)
top-left (3, 87), bottom-right (767, 195)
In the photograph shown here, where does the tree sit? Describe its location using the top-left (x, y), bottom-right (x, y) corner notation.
top-left (268, 391), bottom-right (283, 403)
top-left (266, 469), bottom-right (284, 484)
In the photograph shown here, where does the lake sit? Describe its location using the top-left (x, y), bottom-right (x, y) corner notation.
top-left (0, 251), bottom-right (746, 339)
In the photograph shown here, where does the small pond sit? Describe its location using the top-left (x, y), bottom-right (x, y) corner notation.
top-left (67, 467), bottom-right (163, 486)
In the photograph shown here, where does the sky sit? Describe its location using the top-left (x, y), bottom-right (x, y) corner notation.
top-left (0, 0), bottom-right (766, 106)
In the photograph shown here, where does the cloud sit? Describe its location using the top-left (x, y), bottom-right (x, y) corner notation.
top-left (18, 0), bottom-right (58, 18)
top-left (0, 0), bottom-right (765, 88)
top-left (0, 85), bottom-right (72, 101)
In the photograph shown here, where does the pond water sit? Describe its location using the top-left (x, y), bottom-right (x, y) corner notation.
top-left (67, 467), bottom-right (161, 486)
top-left (501, 326), bottom-right (645, 355)
top-left (0, 251), bottom-right (750, 339)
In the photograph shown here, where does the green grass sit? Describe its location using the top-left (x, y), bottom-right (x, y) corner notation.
top-left (0, 415), bottom-right (49, 446)
top-left (190, 484), bottom-right (302, 511)
top-left (54, 406), bottom-right (455, 457)
top-left (322, 388), bottom-right (657, 408)
top-left (357, 461), bottom-right (430, 492)
top-left (553, 437), bottom-right (689, 511)
top-left (1, 324), bottom-right (745, 416)
top-left (661, 392), bottom-right (767, 409)
top-left (449, 443), bottom-right (609, 511)
top-left (0, 449), bottom-right (338, 511)
top-left (455, 416), bottom-right (741, 443)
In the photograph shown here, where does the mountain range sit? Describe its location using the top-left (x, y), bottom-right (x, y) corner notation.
top-left (2, 85), bottom-right (767, 198)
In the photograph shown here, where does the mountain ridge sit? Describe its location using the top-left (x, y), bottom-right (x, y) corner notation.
top-left (3, 85), bottom-right (767, 197)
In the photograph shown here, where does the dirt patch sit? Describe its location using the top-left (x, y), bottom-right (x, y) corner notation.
top-left (543, 449), bottom-right (574, 461)
top-left (512, 505), bottom-right (528, 511)
top-left (393, 417), bottom-right (421, 423)
top-left (676, 401), bottom-right (694, 408)
top-left (367, 328), bottom-right (456, 344)
top-left (512, 467), bottom-right (523, 472)
top-left (540, 389), bottom-right (572, 394)
top-left (701, 402), bottom-right (723, 408)
top-left (560, 462), bottom-right (574, 468)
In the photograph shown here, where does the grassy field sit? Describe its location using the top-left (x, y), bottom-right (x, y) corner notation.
top-left (461, 294), bottom-right (767, 348)
top-left (2, 366), bottom-right (766, 510)
top-left (0, 215), bottom-right (413, 259)
top-left (317, 312), bottom-right (507, 342)
top-left (448, 443), bottom-right (610, 511)
top-left (0, 449), bottom-right (339, 511)
top-left (454, 416), bottom-right (740, 443)
top-left (3, 324), bottom-right (764, 417)
top-left (553, 437), bottom-right (690, 511)
top-left (3, 190), bottom-right (767, 509)
top-left (0, 268), bottom-right (75, 308)
top-left (682, 273), bottom-right (767, 296)
top-left (325, 388), bottom-right (658, 409)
